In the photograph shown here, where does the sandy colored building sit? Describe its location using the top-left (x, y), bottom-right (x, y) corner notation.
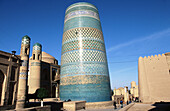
top-left (0, 36), bottom-right (60, 109)
top-left (138, 52), bottom-right (170, 103)
top-left (130, 81), bottom-right (139, 98)
top-left (113, 86), bottom-right (131, 104)
top-left (0, 51), bottom-right (20, 106)
top-left (113, 87), bottom-right (124, 96)
top-left (28, 43), bottom-right (60, 98)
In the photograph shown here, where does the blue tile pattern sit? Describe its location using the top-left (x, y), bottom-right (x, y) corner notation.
top-left (60, 2), bottom-right (111, 102)
top-left (33, 43), bottom-right (42, 51)
top-left (65, 6), bottom-right (98, 15)
top-left (65, 10), bottom-right (99, 22)
top-left (64, 17), bottom-right (102, 32)
top-left (22, 35), bottom-right (30, 45)
top-left (31, 62), bottom-right (41, 66)
top-left (21, 60), bottom-right (28, 66)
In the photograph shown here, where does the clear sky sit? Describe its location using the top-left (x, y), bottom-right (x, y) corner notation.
top-left (0, 0), bottom-right (170, 89)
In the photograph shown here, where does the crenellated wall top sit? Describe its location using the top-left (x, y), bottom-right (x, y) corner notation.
top-left (139, 53), bottom-right (168, 59)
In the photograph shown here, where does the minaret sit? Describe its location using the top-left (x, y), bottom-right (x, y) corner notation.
top-left (60, 2), bottom-right (111, 102)
top-left (16, 35), bottom-right (30, 109)
top-left (29, 43), bottom-right (42, 94)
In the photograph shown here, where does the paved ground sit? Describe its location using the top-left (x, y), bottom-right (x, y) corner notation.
top-left (127, 103), bottom-right (155, 111)
top-left (79, 104), bottom-right (128, 111)
top-left (127, 103), bottom-right (170, 111)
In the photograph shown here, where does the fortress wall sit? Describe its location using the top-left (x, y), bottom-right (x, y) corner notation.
top-left (165, 53), bottom-right (170, 70)
top-left (138, 56), bottom-right (150, 103)
top-left (139, 54), bottom-right (170, 103)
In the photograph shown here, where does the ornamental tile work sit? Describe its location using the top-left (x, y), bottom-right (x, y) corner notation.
top-left (60, 75), bottom-right (110, 85)
top-left (65, 6), bottom-right (98, 15)
top-left (16, 35), bottom-right (30, 108)
top-left (60, 2), bottom-right (111, 102)
top-left (64, 17), bottom-right (102, 32)
top-left (65, 10), bottom-right (99, 22)
top-left (62, 27), bottom-right (104, 44)
top-left (22, 36), bottom-right (30, 45)
top-left (33, 43), bottom-right (42, 51)
top-left (21, 60), bottom-right (28, 66)
top-left (61, 50), bottom-right (106, 65)
top-left (62, 40), bottom-right (105, 54)
top-left (31, 62), bottom-right (41, 66)
top-left (20, 36), bottom-right (30, 56)
top-left (19, 72), bottom-right (27, 79)
top-left (61, 63), bottom-right (109, 78)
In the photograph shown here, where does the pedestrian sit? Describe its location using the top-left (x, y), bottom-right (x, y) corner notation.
top-left (127, 100), bottom-right (129, 105)
top-left (120, 100), bottom-right (123, 108)
top-left (113, 101), bottom-right (117, 109)
top-left (129, 98), bottom-right (132, 103)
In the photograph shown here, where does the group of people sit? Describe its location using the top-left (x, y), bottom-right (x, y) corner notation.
top-left (113, 99), bottom-right (132, 109)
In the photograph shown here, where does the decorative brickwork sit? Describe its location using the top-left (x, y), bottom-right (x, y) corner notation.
top-left (60, 2), bottom-right (111, 102)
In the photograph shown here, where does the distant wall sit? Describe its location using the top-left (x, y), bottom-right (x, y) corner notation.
top-left (138, 53), bottom-right (170, 103)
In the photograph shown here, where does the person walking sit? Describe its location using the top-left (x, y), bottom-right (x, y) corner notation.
top-left (127, 100), bottom-right (129, 105)
top-left (113, 101), bottom-right (117, 109)
top-left (120, 100), bottom-right (123, 108)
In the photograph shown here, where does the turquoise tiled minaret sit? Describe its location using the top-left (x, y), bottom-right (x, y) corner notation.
top-left (60, 2), bottom-right (111, 102)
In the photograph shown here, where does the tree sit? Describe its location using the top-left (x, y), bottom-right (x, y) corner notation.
top-left (36, 88), bottom-right (48, 107)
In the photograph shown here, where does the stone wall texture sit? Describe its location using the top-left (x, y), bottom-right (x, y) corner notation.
top-left (138, 53), bottom-right (170, 103)
top-left (60, 2), bottom-right (111, 102)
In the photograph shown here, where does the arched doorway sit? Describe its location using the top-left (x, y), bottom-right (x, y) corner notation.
top-left (0, 70), bottom-right (4, 104)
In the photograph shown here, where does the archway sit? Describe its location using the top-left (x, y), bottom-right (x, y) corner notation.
top-left (0, 70), bottom-right (4, 104)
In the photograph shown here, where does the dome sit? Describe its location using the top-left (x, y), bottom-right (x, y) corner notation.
top-left (42, 52), bottom-right (55, 59)
top-left (29, 51), bottom-right (58, 64)
top-left (22, 35), bottom-right (30, 40)
top-left (42, 52), bottom-right (57, 64)
top-left (131, 81), bottom-right (136, 83)
top-left (33, 43), bottom-right (42, 47)
top-left (66, 2), bottom-right (98, 13)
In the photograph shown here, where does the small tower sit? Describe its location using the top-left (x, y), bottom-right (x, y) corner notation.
top-left (16, 35), bottom-right (30, 109)
top-left (29, 43), bottom-right (42, 94)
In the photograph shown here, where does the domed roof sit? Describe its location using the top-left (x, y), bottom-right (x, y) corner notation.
top-left (33, 43), bottom-right (42, 47)
top-left (131, 81), bottom-right (136, 83)
top-left (42, 51), bottom-right (55, 59)
top-left (42, 52), bottom-right (57, 64)
top-left (22, 35), bottom-right (30, 40)
top-left (66, 2), bottom-right (98, 12)
top-left (29, 51), bottom-right (57, 64)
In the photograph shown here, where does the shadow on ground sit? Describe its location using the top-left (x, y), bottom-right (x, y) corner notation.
top-left (26, 101), bottom-right (63, 111)
top-left (149, 102), bottom-right (170, 111)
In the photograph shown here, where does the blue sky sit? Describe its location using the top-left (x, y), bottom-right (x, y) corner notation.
top-left (0, 0), bottom-right (170, 89)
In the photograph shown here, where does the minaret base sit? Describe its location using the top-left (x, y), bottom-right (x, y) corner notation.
top-left (15, 100), bottom-right (25, 109)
